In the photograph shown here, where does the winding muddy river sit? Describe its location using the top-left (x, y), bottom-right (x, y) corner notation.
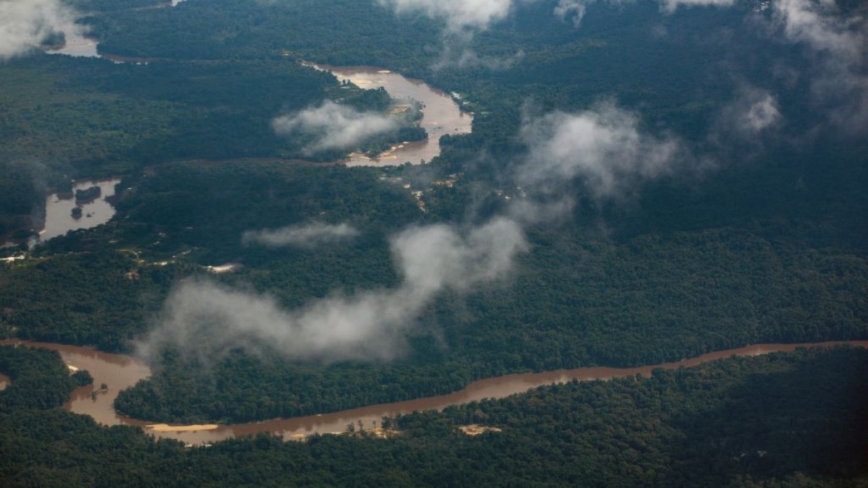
top-left (0, 340), bottom-right (864, 445)
top-left (46, 30), bottom-right (470, 168)
top-left (313, 64), bottom-right (473, 166)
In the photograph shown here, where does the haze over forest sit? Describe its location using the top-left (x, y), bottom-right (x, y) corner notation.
top-left (0, 0), bottom-right (866, 486)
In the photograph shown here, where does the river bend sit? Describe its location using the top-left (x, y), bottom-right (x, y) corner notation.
top-left (1, 340), bottom-right (864, 445)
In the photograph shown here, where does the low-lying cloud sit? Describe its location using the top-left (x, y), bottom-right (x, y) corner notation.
top-left (772, 0), bottom-right (868, 131)
top-left (519, 102), bottom-right (690, 199)
top-left (272, 101), bottom-right (398, 154)
top-left (0, 0), bottom-right (82, 60)
top-left (379, 0), bottom-right (743, 34)
top-left (738, 91), bottom-right (781, 133)
top-left (377, 0), bottom-right (515, 32)
top-left (242, 222), bottom-right (359, 249)
top-left (714, 85), bottom-right (781, 141)
top-left (378, 0), bottom-right (526, 69)
top-left (549, 0), bottom-right (866, 133)
top-left (434, 42), bottom-right (526, 70)
top-left (658, 0), bottom-right (735, 13)
top-left (554, 0), bottom-right (593, 27)
top-left (140, 218), bottom-right (527, 362)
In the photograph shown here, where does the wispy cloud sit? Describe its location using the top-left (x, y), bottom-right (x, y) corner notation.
top-left (242, 222), bottom-right (360, 248)
top-left (378, 0), bottom-right (741, 34)
top-left (377, 0), bottom-right (516, 32)
top-left (658, 0), bottom-right (735, 13)
top-left (434, 42), bottom-right (526, 70)
top-left (519, 101), bottom-right (693, 199)
top-left (272, 101), bottom-right (398, 154)
top-left (713, 84), bottom-right (782, 141)
top-left (140, 218), bottom-right (527, 363)
top-left (377, 0), bottom-right (528, 70)
top-left (772, 0), bottom-right (867, 132)
top-left (554, 0), bottom-right (593, 27)
top-left (0, 0), bottom-right (82, 60)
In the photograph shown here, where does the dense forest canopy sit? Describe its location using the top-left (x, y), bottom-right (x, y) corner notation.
top-left (0, 0), bottom-right (866, 484)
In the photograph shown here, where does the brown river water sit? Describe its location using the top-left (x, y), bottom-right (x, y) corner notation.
top-left (45, 33), bottom-right (471, 169)
top-left (1, 339), bottom-right (864, 445)
top-left (1, 178), bottom-right (122, 249)
top-left (39, 178), bottom-right (122, 243)
top-left (307, 64), bottom-right (473, 167)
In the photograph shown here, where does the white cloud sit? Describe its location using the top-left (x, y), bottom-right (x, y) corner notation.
top-left (658, 0), bottom-right (735, 13)
top-left (773, 0), bottom-right (868, 131)
top-left (554, 0), bottom-right (593, 27)
top-left (377, 0), bottom-right (516, 31)
top-left (714, 85), bottom-right (782, 140)
top-left (272, 101), bottom-right (398, 154)
top-left (378, 0), bottom-right (523, 67)
top-left (434, 43), bottom-right (525, 70)
top-left (140, 218), bottom-right (528, 363)
top-left (379, 0), bottom-right (601, 32)
top-left (0, 0), bottom-right (82, 60)
top-left (742, 92), bottom-right (781, 133)
top-left (242, 222), bottom-right (359, 248)
top-left (775, 0), bottom-right (862, 57)
top-left (519, 102), bottom-right (687, 199)
top-left (378, 0), bottom-right (741, 34)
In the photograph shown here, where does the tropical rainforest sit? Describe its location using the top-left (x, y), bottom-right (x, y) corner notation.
top-left (0, 0), bottom-right (866, 485)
